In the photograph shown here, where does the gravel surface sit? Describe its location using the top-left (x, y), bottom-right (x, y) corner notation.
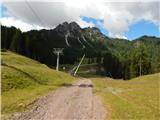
top-left (9, 79), bottom-right (106, 120)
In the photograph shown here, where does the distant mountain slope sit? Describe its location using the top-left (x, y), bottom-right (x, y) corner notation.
top-left (1, 22), bottom-right (109, 65)
top-left (1, 22), bottom-right (160, 79)
top-left (2, 22), bottom-right (159, 65)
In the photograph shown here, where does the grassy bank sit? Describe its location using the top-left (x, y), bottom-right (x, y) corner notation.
top-left (91, 73), bottom-right (160, 120)
top-left (1, 51), bottom-right (76, 117)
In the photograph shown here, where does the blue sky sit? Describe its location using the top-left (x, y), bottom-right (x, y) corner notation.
top-left (125, 20), bottom-right (159, 40)
top-left (1, 3), bottom-right (159, 40)
top-left (81, 16), bottom-right (108, 36)
top-left (81, 16), bottom-right (159, 40)
top-left (0, 4), bottom-right (9, 17)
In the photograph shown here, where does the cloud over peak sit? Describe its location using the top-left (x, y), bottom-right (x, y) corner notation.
top-left (1, 0), bottom-right (159, 39)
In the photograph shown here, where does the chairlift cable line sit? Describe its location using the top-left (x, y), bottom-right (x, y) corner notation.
top-left (25, 0), bottom-right (46, 28)
top-left (24, 1), bottom-right (97, 74)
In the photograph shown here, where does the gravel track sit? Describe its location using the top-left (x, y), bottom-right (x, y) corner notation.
top-left (10, 79), bottom-right (106, 120)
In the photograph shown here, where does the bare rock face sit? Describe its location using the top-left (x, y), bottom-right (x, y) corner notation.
top-left (69, 22), bottom-right (81, 31)
top-left (55, 21), bottom-right (81, 34)
top-left (55, 22), bottom-right (70, 33)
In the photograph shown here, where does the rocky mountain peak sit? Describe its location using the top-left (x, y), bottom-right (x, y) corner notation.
top-left (84, 27), bottom-right (101, 34)
top-left (83, 27), bottom-right (106, 39)
top-left (55, 21), bottom-right (81, 33)
top-left (55, 22), bottom-right (69, 33)
top-left (69, 22), bottom-right (81, 31)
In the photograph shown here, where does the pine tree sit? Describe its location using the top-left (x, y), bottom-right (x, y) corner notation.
top-left (9, 31), bottom-right (20, 52)
top-left (131, 43), bottom-right (151, 77)
top-left (24, 36), bottom-right (31, 56)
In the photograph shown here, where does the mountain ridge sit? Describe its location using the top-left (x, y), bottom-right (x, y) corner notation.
top-left (1, 21), bottom-right (160, 79)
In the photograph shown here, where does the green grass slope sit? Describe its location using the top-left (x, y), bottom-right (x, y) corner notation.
top-left (1, 51), bottom-right (76, 117)
top-left (91, 73), bottom-right (160, 120)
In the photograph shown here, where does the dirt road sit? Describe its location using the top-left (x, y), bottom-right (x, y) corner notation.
top-left (10, 79), bottom-right (106, 120)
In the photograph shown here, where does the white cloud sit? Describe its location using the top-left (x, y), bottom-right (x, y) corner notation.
top-left (0, 17), bottom-right (49, 32)
top-left (1, 0), bottom-right (160, 38)
top-left (103, 2), bottom-right (160, 36)
top-left (77, 19), bottom-right (95, 28)
top-left (108, 32), bottom-right (128, 39)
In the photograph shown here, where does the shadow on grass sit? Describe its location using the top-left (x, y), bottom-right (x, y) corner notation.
top-left (2, 63), bottom-right (46, 85)
top-left (58, 83), bottom-right (93, 88)
top-left (77, 73), bottom-right (106, 78)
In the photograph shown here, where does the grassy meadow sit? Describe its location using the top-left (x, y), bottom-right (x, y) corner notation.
top-left (1, 50), bottom-right (160, 120)
top-left (92, 73), bottom-right (160, 120)
top-left (1, 51), bottom-right (76, 117)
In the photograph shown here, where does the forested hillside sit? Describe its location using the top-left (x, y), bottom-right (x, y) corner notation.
top-left (1, 22), bottom-right (160, 79)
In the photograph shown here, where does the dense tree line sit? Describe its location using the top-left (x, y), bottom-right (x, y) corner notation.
top-left (1, 25), bottom-right (103, 65)
top-left (103, 38), bottom-right (160, 79)
top-left (1, 25), bottom-right (160, 80)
